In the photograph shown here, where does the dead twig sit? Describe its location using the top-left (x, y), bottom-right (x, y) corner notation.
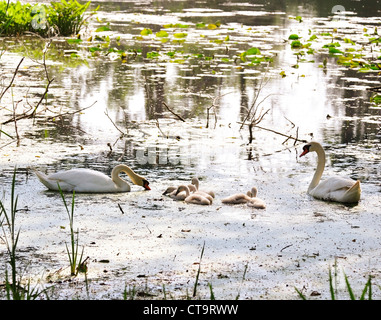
top-left (104, 108), bottom-right (125, 135)
top-left (0, 57), bottom-right (25, 101)
top-left (32, 40), bottom-right (54, 118)
top-left (206, 91), bottom-right (233, 129)
top-left (251, 124), bottom-right (307, 143)
top-left (162, 102), bottom-right (185, 122)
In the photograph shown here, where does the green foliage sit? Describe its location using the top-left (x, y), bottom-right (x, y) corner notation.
top-left (58, 184), bottom-right (85, 276)
top-left (370, 94), bottom-right (381, 105)
top-left (0, 0), bottom-right (96, 37)
top-left (140, 28), bottom-right (152, 36)
top-left (0, 169), bottom-right (48, 299)
top-left (156, 30), bottom-right (169, 37)
top-left (295, 266), bottom-right (373, 300)
top-left (49, 0), bottom-right (93, 36)
top-left (289, 15), bottom-right (303, 23)
top-left (291, 40), bottom-right (302, 48)
top-left (288, 34), bottom-right (299, 40)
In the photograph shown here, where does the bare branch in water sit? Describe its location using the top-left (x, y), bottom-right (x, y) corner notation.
top-left (0, 57), bottom-right (24, 102)
top-left (162, 102), bottom-right (185, 122)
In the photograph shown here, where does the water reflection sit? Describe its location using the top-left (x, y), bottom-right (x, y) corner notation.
top-left (1, 0), bottom-right (380, 186)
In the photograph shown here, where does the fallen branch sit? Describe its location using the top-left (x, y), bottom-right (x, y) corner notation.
top-left (206, 91), bottom-right (233, 129)
top-left (162, 102), bottom-right (185, 122)
top-left (104, 107), bottom-right (124, 135)
top-left (32, 40), bottom-right (54, 117)
top-left (0, 57), bottom-right (24, 101)
top-left (238, 122), bottom-right (307, 144)
top-left (255, 124), bottom-right (307, 143)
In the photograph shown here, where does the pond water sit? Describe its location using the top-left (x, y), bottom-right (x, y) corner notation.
top-left (0, 0), bottom-right (380, 300)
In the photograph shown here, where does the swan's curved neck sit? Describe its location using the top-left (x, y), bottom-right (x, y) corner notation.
top-left (111, 165), bottom-right (143, 189)
top-left (309, 145), bottom-right (326, 192)
top-left (250, 187), bottom-right (258, 197)
top-left (177, 185), bottom-right (190, 196)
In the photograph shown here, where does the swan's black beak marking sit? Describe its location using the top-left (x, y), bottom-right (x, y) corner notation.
top-left (300, 144), bottom-right (311, 157)
top-left (143, 180), bottom-right (151, 190)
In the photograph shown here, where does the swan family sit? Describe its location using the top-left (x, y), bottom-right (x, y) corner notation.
top-left (33, 141), bottom-right (361, 206)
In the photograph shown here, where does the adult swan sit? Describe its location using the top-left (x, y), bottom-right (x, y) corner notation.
top-left (34, 164), bottom-right (151, 193)
top-left (299, 141), bottom-right (361, 203)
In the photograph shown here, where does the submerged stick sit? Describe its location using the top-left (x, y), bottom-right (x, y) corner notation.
top-left (162, 102), bottom-right (185, 122)
top-left (0, 57), bottom-right (24, 101)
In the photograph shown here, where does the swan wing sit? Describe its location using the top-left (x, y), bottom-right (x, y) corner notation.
top-left (310, 177), bottom-right (361, 203)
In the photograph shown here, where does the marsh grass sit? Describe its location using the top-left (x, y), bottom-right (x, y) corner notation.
top-left (295, 265), bottom-right (373, 300)
top-left (57, 184), bottom-right (85, 276)
top-left (0, 169), bottom-right (47, 299)
top-left (49, 0), bottom-right (95, 36)
top-left (192, 241), bottom-right (205, 298)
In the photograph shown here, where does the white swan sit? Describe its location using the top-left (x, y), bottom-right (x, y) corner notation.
top-left (246, 187), bottom-right (266, 209)
top-left (34, 164), bottom-right (150, 193)
top-left (299, 141), bottom-right (361, 203)
top-left (191, 177), bottom-right (215, 198)
top-left (175, 185), bottom-right (212, 205)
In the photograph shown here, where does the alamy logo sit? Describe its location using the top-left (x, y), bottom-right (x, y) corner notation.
top-left (331, 5), bottom-right (346, 21)
top-left (31, 5), bottom-right (47, 30)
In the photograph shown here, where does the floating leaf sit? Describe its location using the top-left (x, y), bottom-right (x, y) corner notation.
top-left (323, 42), bottom-right (341, 48)
top-left (174, 32), bottom-right (187, 38)
top-left (291, 40), bottom-right (302, 48)
top-left (147, 51), bottom-right (160, 58)
top-left (289, 16), bottom-right (303, 23)
top-left (246, 47), bottom-right (261, 55)
top-left (89, 47), bottom-right (101, 52)
top-left (140, 28), bottom-right (152, 36)
top-left (67, 38), bottom-right (83, 44)
top-left (96, 26), bottom-right (111, 32)
top-left (329, 47), bottom-right (344, 55)
top-left (156, 30), bottom-right (169, 37)
top-left (288, 34), bottom-right (299, 40)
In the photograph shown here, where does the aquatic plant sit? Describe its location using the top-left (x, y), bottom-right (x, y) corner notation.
top-left (0, 169), bottom-right (47, 299)
top-left (57, 185), bottom-right (85, 276)
top-left (48, 0), bottom-right (96, 36)
top-left (295, 266), bottom-right (373, 300)
top-left (0, 0), bottom-right (96, 37)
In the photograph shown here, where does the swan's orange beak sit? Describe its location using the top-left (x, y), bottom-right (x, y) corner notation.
top-left (299, 149), bottom-right (308, 157)
top-left (299, 144), bottom-right (310, 157)
top-left (143, 180), bottom-right (151, 190)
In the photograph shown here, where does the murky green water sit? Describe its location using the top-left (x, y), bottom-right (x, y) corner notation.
top-left (0, 0), bottom-right (380, 300)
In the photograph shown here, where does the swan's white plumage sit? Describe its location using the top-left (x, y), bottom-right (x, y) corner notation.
top-left (300, 141), bottom-right (361, 203)
top-left (34, 164), bottom-right (150, 193)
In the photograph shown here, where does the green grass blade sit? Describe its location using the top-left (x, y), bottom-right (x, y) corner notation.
top-left (295, 287), bottom-right (307, 300)
top-left (329, 268), bottom-right (335, 300)
top-left (344, 272), bottom-right (356, 300)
